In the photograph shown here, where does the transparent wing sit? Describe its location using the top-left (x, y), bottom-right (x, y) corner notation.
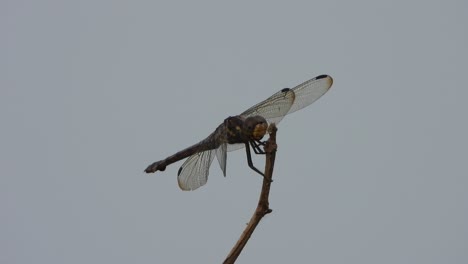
top-left (240, 89), bottom-right (295, 125)
top-left (215, 143), bottom-right (227, 176)
top-left (226, 143), bottom-right (243, 152)
top-left (229, 90), bottom-right (295, 151)
top-left (285, 74), bottom-right (333, 115)
top-left (240, 74), bottom-right (333, 125)
top-left (177, 149), bottom-right (216, 191)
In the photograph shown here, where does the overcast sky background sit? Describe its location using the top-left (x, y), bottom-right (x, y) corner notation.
top-left (2, 1), bottom-right (468, 263)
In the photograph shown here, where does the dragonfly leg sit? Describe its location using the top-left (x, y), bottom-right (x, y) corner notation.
top-left (245, 143), bottom-right (268, 178)
top-left (250, 140), bottom-right (266, 155)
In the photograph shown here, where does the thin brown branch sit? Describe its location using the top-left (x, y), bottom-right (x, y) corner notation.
top-left (223, 124), bottom-right (278, 264)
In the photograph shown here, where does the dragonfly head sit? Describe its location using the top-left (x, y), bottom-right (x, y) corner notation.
top-left (244, 116), bottom-right (268, 141)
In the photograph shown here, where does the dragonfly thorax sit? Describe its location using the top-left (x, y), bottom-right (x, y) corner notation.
top-left (224, 115), bottom-right (268, 144)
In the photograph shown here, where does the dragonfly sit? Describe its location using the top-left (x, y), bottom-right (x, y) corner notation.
top-left (145, 74), bottom-right (333, 190)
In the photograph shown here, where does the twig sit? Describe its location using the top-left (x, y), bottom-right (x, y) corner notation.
top-left (223, 124), bottom-right (278, 264)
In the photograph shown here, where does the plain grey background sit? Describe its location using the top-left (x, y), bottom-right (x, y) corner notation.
top-left (3, 0), bottom-right (467, 263)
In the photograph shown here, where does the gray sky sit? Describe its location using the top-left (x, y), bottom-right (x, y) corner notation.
top-left (2, 0), bottom-right (468, 263)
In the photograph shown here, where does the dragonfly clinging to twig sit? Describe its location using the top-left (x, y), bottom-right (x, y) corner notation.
top-left (145, 74), bottom-right (333, 190)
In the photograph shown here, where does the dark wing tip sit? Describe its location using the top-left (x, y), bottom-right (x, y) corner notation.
top-left (281, 88), bottom-right (291, 92)
top-left (316, 74), bottom-right (333, 89)
top-left (316, 74), bottom-right (329, 80)
top-left (177, 166), bottom-right (183, 176)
